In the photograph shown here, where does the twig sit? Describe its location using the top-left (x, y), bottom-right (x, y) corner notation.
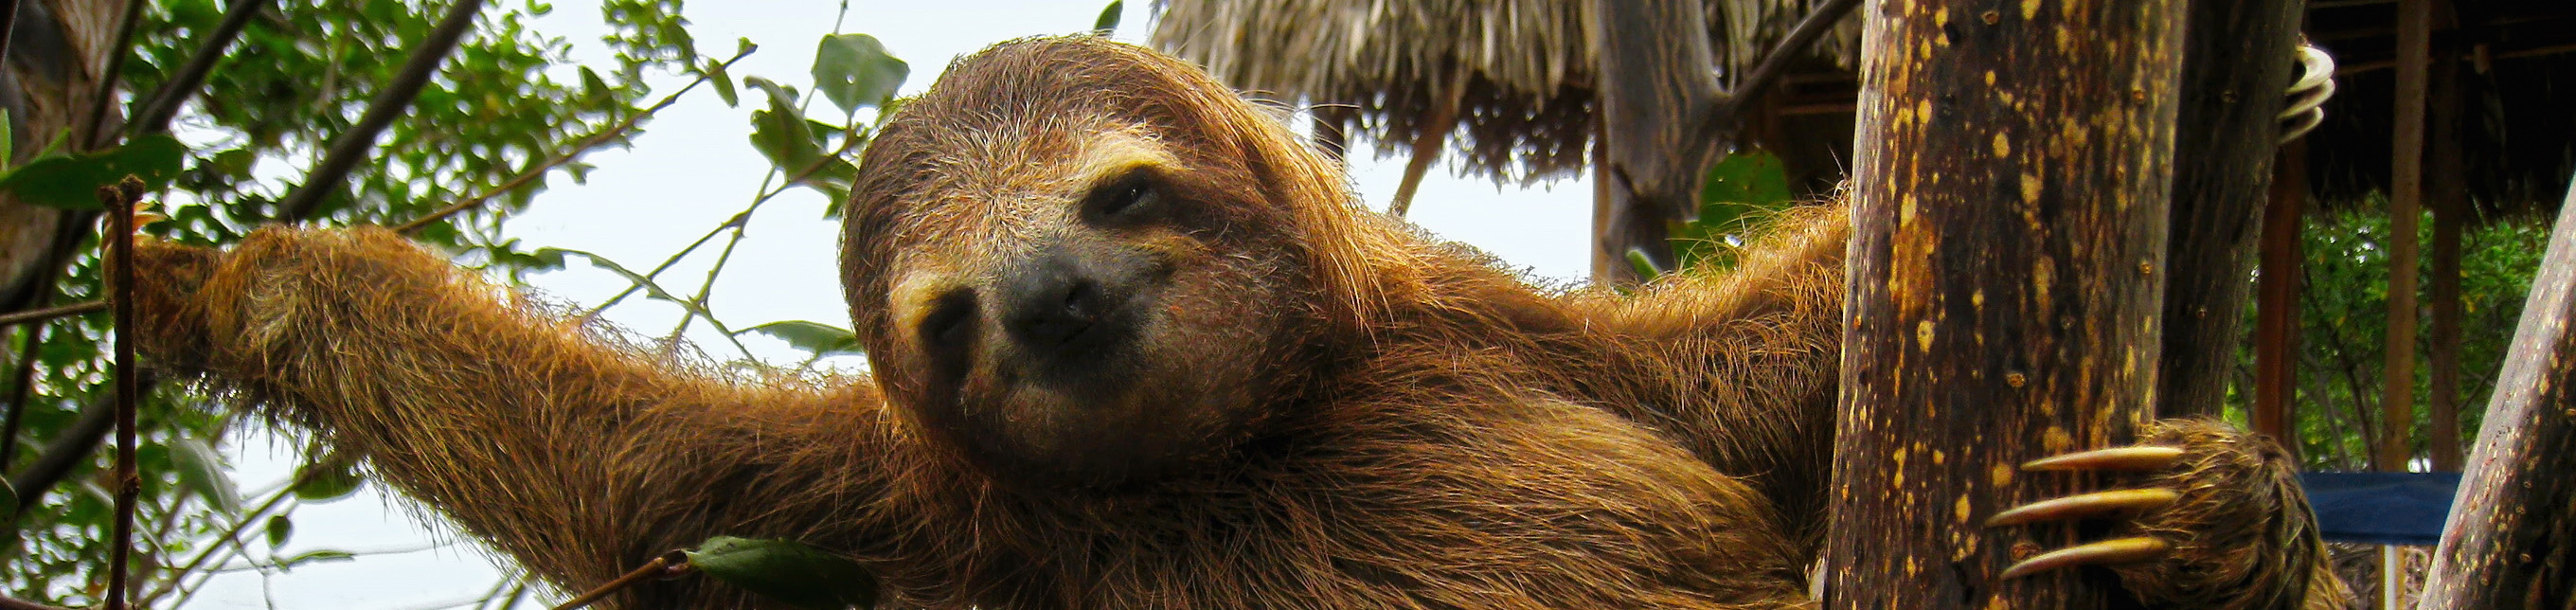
top-left (0, 300), bottom-right (106, 327)
top-left (137, 453), bottom-right (347, 605)
top-left (78, 0), bottom-right (144, 151)
top-left (0, 0), bottom-right (26, 78)
top-left (103, 177), bottom-right (143, 610)
top-left (277, 0), bottom-right (489, 222)
top-left (0, 595), bottom-right (71, 610)
top-left (0, 321), bottom-right (44, 473)
top-left (552, 550), bottom-right (692, 610)
top-left (393, 45), bottom-right (758, 234)
top-left (579, 135), bottom-right (863, 321)
top-left (130, 0), bottom-right (273, 136)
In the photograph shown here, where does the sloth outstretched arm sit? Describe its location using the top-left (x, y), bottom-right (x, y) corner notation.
top-left (128, 228), bottom-right (906, 601)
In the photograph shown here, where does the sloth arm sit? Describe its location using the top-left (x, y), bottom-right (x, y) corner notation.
top-left (131, 226), bottom-right (907, 603)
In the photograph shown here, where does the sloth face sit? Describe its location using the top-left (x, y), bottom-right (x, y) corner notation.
top-left (839, 39), bottom-right (1351, 492)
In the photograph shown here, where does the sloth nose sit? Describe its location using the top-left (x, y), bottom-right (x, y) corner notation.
top-left (999, 253), bottom-right (1112, 351)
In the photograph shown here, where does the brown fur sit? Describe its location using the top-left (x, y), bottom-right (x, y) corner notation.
top-left (131, 37), bottom-right (2338, 609)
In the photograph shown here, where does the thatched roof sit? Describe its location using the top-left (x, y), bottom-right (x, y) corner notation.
top-left (1151, 0), bottom-right (1862, 183)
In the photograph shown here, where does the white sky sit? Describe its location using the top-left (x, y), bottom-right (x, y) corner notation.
top-left (192, 2), bottom-right (1593, 608)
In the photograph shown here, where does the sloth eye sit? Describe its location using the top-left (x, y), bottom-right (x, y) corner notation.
top-left (1082, 172), bottom-right (1160, 223)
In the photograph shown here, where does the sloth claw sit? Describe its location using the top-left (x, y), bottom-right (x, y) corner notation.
top-left (2020, 445), bottom-right (2185, 472)
top-left (1998, 536), bottom-right (2172, 580)
top-left (1984, 488), bottom-right (2180, 528)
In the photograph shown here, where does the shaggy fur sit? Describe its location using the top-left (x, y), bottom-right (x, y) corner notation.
top-left (132, 37), bottom-right (2341, 609)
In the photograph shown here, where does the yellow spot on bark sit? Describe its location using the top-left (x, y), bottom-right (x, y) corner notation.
top-left (2005, 371), bottom-right (2027, 387)
top-left (2020, 172), bottom-right (2043, 204)
top-left (2044, 426), bottom-right (2075, 452)
top-left (1954, 494), bottom-right (1972, 520)
top-left (1981, 9), bottom-right (2001, 25)
top-left (1991, 462), bottom-right (2015, 487)
top-left (1984, 71), bottom-right (1996, 86)
top-left (1932, 450), bottom-right (1947, 465)
top-left (1993, 133), bottom-right (2012, 157)
top-left (1917, 99), bottom-right (1933, 122)
top-left (1972, 289), bottom-right (1986, 309)
top-left (2020, 0), bottom-right (2041, 19)
top-left (1917, 320), bottom-right (1937, 351)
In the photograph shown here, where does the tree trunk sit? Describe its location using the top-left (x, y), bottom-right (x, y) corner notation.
top-left (2156, 0), bottom-right (2303, 419)
top-left (2415, 181), bottom-right (2576, 610)
top-left (2378, 0), bottom-right (2433, 474)
top-left (0, 0), bottom-right (123, 314)
top-left (1823, 1), bottom-right (2186, 607)
top-left (1585, 0), bottom-right (1725, 284)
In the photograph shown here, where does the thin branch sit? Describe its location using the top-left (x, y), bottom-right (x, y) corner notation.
top-left (277, 0), bottom-right (489, 222)
top-left (0, 300), bottom-right (105, 328)
top-left (580, 135), bottom-right (863, 320)
top-left (103, 178), bottom-right (144, 610)
top-left (130, 0), bottom-right (273, 136)
top-left (393, 45), bottom-right (759, 234)
top-left (0, 322), bottom-right (45, 473)
top-left (0, 0), bottom-right (27, 79)
top-left (78, 0), bottom-right (145, 151)
top-left (137, 454), bottom-right (345, 605)
top-left (4, 384), bottom-right (113, 515)
top-left (552, 550), bottom-right (691, 610)
top-left (0, 595), bottom-right (71, 610)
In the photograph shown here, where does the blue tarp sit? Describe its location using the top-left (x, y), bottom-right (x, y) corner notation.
top-left (2296, 472), bottom-right (2461, 546)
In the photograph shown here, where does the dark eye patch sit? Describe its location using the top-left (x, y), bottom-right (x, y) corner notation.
top-left (1081, 170), bottom-right (1162, 224)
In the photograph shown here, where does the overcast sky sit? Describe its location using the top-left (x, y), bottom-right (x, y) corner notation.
top-left (192, 2), bottom-right (1592, 608)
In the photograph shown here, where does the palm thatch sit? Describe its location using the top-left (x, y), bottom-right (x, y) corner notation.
top-left (1151, 0), bottom-right (1861, 183)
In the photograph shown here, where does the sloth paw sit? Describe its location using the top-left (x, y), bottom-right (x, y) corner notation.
top-left (1985, 420), bottom-right (2343, 609)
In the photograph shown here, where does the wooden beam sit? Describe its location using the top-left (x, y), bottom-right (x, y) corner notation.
top-left (1823, 0), bottom-right (2186, 606)
top-left (2254, 141), bottom-right (2309, 454)
top-left (2378, 0), bottom-right (2432, 473)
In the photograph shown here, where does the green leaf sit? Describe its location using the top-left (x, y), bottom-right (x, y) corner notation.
top-left (1624, 249), bottom-right (1663, 282)
top-left (809, 34), bottom-right (908, 115)
top-left (1671, 149), bottom-right (1797, 271)
top-left (276, 549), bottom-right (356, 571)
top-left (708, 62), bottom-right (740, 107)
top-left (686, 536), bottom-right (878, 610)
top-left (292, 460), bottom-right (366, 503)
top-left (580, 66), bottom-right (612, 102)
top-left (1093, 1), bottom-right (1123, 33)
top-left (265, 514), bottom-right (294, 548)
top-left (0, 134), bottom-right (189, 209)
top-left (170, 437), bottom-right (242, 514)
top-left (737, 321), bottom-right (864, 357)
top-left (745, 77), bottom-right (823, 171)
top-left (0, 107), bottom-right (13, 169)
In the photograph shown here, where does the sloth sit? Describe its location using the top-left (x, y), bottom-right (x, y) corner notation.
top-left (130, 37), bottom-right (2347, 609)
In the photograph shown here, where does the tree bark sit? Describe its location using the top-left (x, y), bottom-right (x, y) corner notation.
top-left (2378, 0), bottom-right (2432, 474)
top-left (2416, 181), bottom-right (2576, 610)
top-left (2156, 0), bottom-right (2304, 419)
top-left (1823, 1), bottom-right (2186, 607)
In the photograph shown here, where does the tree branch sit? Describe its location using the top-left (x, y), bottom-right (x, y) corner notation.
top-left (78, 0), bottom-right (144, 151)
top-left (1703, 0), bottom-right (1860, 136)
top-left (394, 45), bottom-right (758, 234)
top-left (129, 0), bottom-right (272, 136)
top-left (277, 0), bottom-right (488, 222)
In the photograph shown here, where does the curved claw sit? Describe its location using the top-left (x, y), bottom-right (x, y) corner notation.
top-left (1997, 536), bottom-right (2172, 580)
top-left (2021, 446), bottom-right (2185, 472)
top-left (1984, 488), bottom-right (2180, 528)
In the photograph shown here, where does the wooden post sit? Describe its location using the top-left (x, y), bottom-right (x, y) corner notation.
top-left (2424, 22), bottom-right (2467, 473)
top-left (2378, 0), bottom-right (2432, 474)
top-left (2416, 182), bottom-right (2576, 610)
top-left (1823, 1), bottom-right (2186, 607)
top-left (2156, 0), bottom-right (2305, 418)
top-left (2254, 140), bottom-right (2309, 455)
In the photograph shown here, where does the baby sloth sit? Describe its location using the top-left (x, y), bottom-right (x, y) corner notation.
top-left (130, 37), bottom-right (2346, 609)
